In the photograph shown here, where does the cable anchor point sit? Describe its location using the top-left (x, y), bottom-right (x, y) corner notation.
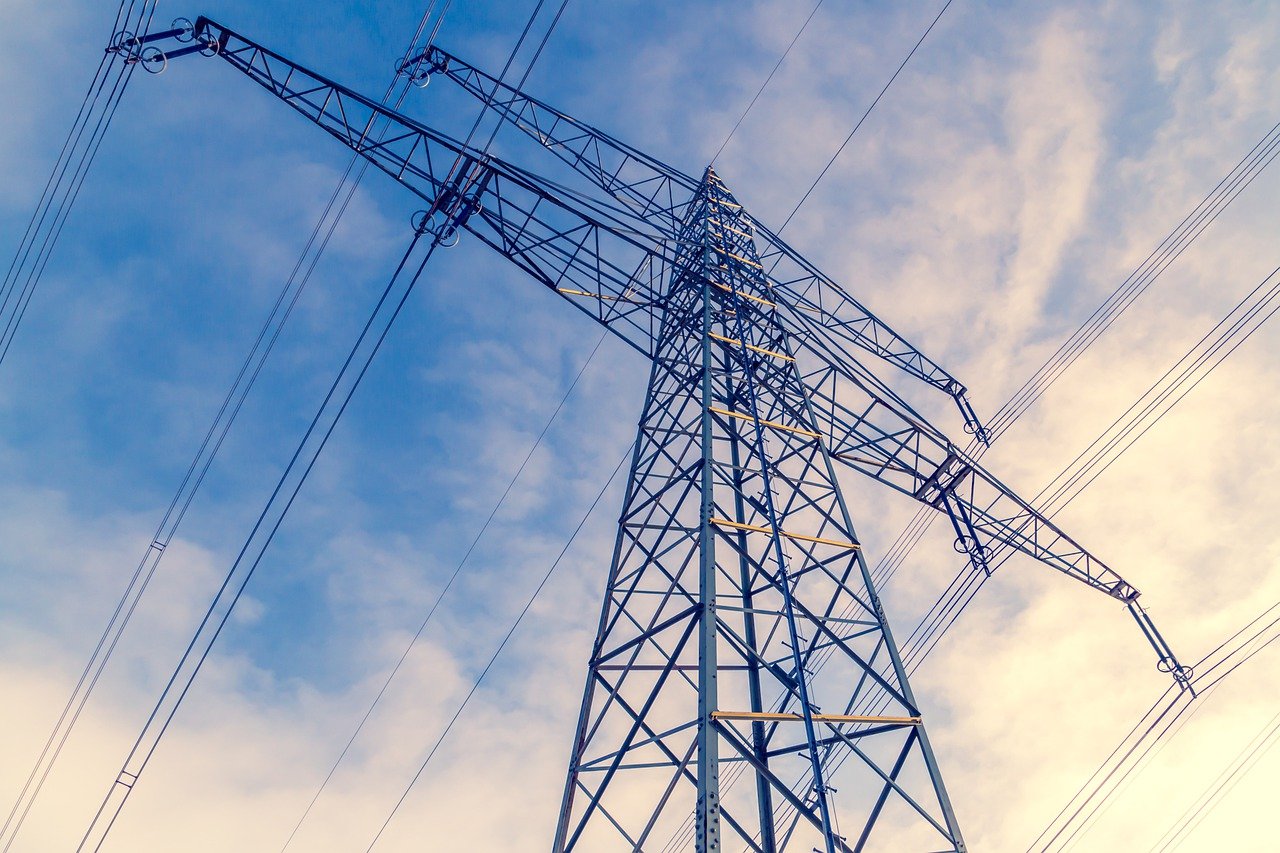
top-left (108, 18), bottom-right (218, 72)
top-left (1127, 600), bottom-right (1196, 694)
top-left (395, 58), bottom-right (432, 89)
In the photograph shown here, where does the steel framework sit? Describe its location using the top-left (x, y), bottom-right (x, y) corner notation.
top-left (91, 17), bottom-right (1197, 851)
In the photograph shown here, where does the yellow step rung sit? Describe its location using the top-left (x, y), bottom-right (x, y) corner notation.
top-left (712, 282), bottom-right (776, 308)
top-left (721, 249), bottom-right (764, 270)
top-left (707, 406), bottom-right (819, 439)
top-left (711, 711), bottom-right (919, 725)
top-left (709, 517), bottom-right (860, 551)
top-left (556, 287), bottom-right (637, 303)
top-left (707, 332), bottom-right (795, 362)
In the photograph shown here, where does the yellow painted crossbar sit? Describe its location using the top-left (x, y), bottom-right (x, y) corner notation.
top-left (560, 285), bottom-right (640, 302)
top-left (708, 406), bottom-right (820, 439)
top-left (707, 218), bottom-right (755, 240)
top-left (723, 223), bottom-right (754, 239)
top-left (713, 282), bottom-right (776, 308)
top-left (711, 711), bottom-right (919, 726)
top-left (722, 250), bottom-right (764, 270)
top-left (710, 517), bottom-right (860, 551)
top-left (708, 332), bottom-right (795, 362)
top-left (556, 287), bottom-right (637, 303)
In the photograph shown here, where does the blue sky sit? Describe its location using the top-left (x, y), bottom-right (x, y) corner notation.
top-left (1, 0), bottom-right (1279, 850)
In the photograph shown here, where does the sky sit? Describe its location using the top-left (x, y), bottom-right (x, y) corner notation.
top-left (0, 0), bottom-right (1278, 850)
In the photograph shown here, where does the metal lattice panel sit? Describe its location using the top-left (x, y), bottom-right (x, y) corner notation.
top-left (554, 172), bottom-right (964, 852)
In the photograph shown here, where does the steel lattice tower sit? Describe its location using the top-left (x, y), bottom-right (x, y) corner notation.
top-left (81, 18), bottom-right (1197, 852)
top-left (554, 169), bottom-right (962, 851)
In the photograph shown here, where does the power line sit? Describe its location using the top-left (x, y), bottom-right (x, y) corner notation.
top-left (987, 121), bottom-right (1280, 439)
top-left (778, 0), bottom-right (955, 234)
top-left (1027, 599), bottom-right (1280, 851)
top-left (1151, 711), bottom-right (1280, 851)
top-left (71, 1), bottom-right (574, 844)
top-left (871, 261), bottom-right (1280, 681)
top-left (869, 116), bottom-right (1280, 595)
top-left (278, 328), bottom-right (608, 850)
top-left (0, 2), bottom-right (165, 368)
top-left (709, 0), bottom-right (826, 166)
top-left (285, 3), bottom-right (582, 845)
top-left (0, 4), bottom-right (457, 847)
top-left (364, 444), bottom-right (631, 851)
top-left (78, 224), bottom-right (444, 852)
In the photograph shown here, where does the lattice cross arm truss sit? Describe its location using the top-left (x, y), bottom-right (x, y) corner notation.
top-left (137, 7), bottom-right (1192, 693)
top-left (174, 20), bottom-right (1141, 605)
top-left (413, 43), bottom-right (988, 436)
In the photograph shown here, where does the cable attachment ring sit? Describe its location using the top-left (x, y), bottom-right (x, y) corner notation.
top-left (411, 209), bottom-right (461, 247)
top-left (952, 535), bottom-right (990, 559)
top-left (109, 30), bottom-right (142, 62)
top-left (1157, 658), bottom-right (1194, 684)
top-left (108, 20), bottom-right (218, 70)
top-left (396, 57), bottom-right (432, 88)
top-left (172, 17), bottom-right (196, 42)
top-left (108, 31), bottom-right (168, 73)
top-left (138, 46), bottom-right (168, 74)
top-left (962, 420), bottom-right (992, 445)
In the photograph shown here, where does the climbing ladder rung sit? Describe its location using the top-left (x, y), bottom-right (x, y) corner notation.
top-left (710, 517), bottom-right (859, 551)
top-left (708, 332), bottom-right (795, 362)
top-left (708, 406), bottom-right (820, 438)
top-left (556, 287), bottom-right (637, 303)
top-left (721, 249), bottom-right (763, 269)
top-left (704, 217), bottom-right (753, 239)
top-left (711, 711), bottom-right (919, 725)
top-left (713, 282), bottom-right (776, 308)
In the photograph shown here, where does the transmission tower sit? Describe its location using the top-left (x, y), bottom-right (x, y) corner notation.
top-left (86, 17), bottom-right (1195, 851)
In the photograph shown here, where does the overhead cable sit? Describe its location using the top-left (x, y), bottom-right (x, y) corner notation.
top-left (0, 1), bottom-right (162, 368)
top-left (0, 4), bottom-right (456, 848)
top-left (1032, 603), bottom-right (1280, 851)
top-left (870, 118), bottom-right (1280, 594)
top-left (902, 263), bottom-right (1280, 675)
top-left (778, 0), bottom-right (955, 234)
top-left (78, 225), bottom-right (443, 853)
top-left (278, 329), bottom-right (609, 850)
top-left (709, 0), bottom-right (826, 166)
top-left (363, 445), bottom-right (631, 851)
top-left (1149, 710), bottom-right (1280, 851)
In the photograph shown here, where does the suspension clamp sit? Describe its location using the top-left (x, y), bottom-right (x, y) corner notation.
top-left (109, 18), bottom-right (219, 74)
top-left (395, 46), bottom-right (450, 88)
top-left (411, 161), bottom-right (489, 246)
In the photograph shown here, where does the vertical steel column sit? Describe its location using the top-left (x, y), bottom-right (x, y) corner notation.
top-left (695, 213), bottom-right (723, 852)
